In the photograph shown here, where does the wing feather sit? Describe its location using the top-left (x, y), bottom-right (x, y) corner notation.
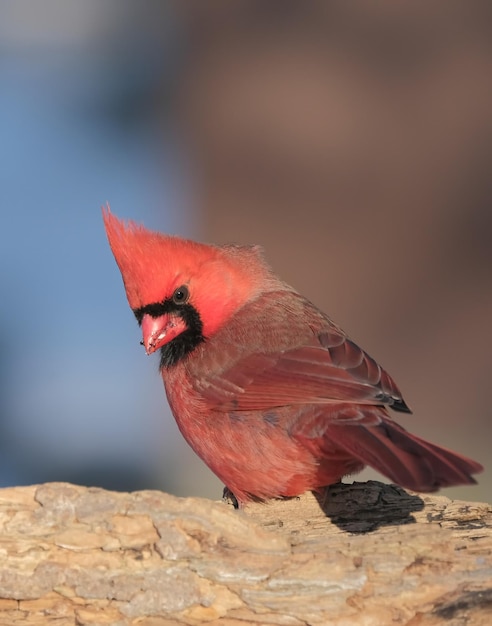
top-left (189, 290), bottom-right (410, 413)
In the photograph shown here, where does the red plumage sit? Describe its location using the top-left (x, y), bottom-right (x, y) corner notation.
top-left (103, 207), bottom-right (482, 504)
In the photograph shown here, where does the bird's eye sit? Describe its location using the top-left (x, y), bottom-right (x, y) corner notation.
top-left (172, 285), bottom-right (190, 305)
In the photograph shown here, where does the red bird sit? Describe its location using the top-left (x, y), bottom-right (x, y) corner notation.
top-left (103, 208), bottom-right (482, 504)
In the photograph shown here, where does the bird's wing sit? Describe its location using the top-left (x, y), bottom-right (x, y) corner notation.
top-left (189, 290), bottom-right (410, 413)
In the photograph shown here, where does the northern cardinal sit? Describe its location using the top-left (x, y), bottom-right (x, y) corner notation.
top-left (103, 207), bottom-right (482, 504)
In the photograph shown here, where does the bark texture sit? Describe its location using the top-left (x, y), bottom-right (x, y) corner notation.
top-left (0, 480), bottom-right (490, 625)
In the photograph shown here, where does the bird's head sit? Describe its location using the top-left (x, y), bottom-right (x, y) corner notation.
top-left (103, 206), bottom-right (271, 366)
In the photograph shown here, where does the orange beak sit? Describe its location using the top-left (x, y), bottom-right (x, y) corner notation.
top-left (141, 313), bottom-right (187, 355)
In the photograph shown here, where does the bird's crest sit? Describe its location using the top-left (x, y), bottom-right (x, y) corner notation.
top-left (102, 205), bottom-right (219, 310)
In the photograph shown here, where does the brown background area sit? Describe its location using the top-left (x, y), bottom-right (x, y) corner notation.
top-left (171, 0), bottom-right (492, 502)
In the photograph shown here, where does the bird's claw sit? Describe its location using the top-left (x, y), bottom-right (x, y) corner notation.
top-left (222, 486), bottom-right (239, 509)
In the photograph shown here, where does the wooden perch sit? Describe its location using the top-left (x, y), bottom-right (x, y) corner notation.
top-left (0, 481), bottom-right (490, 625)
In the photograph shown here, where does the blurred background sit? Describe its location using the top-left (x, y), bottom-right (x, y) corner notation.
top-left (0, 1), bottom-right (490, 503)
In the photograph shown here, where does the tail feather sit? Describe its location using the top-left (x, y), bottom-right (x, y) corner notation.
top-left (328, 418), bottom-right (482, 492)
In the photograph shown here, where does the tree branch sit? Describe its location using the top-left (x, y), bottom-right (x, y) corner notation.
top-left (0, 481), bottom-right (490, 625)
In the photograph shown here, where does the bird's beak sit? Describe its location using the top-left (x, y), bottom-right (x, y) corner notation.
top-left (141, 313), bottom-right (187, 355)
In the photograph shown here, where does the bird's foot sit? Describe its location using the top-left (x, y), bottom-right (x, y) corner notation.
top-left (222, 486), bottom-right (240, 509)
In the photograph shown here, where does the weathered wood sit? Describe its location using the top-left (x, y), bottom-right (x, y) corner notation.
top-left (0, 481), bottom-right (490, 625)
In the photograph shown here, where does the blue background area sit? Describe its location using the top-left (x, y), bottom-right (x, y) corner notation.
top-left (0, 4), bottom-right (213, 494)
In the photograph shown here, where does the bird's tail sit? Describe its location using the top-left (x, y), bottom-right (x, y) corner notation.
top-left (327, 416), bottom-right (483, 492)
